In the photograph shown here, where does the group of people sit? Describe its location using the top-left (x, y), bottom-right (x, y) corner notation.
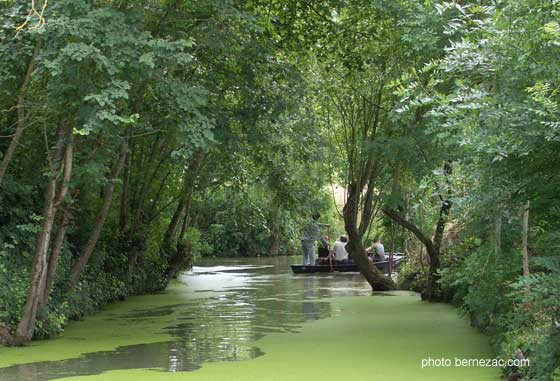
top-left (300, 213), bottom-right (386, 266)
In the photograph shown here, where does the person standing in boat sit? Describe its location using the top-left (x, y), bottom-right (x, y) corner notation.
top-left (332, 235), bottom-right (349, 263)
top-left (300, 213), bottom-right (329, 265)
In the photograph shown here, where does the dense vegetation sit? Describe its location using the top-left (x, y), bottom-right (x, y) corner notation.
top-left (1, 0), bottom-right (558, 379)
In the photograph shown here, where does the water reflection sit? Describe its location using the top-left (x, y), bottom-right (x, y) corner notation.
top-left (0, 257), bottom-right (371, 381)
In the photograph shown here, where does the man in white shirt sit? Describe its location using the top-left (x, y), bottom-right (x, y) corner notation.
top-left (372, 237), bottom-right (385, 262)
top-left (332, 235), bottom-right (349, 262)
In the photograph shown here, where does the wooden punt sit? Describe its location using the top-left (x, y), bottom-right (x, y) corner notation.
top-left (291, 255), bottom-right (405, 274)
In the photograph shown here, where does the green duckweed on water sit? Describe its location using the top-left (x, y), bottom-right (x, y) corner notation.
top-left (55, 294), bottom-right (499, 381)
top-left (0, 260), bottom-right (500, 381)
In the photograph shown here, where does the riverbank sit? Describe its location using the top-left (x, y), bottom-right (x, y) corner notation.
top-left (0, 258), bottom-right (499, 381)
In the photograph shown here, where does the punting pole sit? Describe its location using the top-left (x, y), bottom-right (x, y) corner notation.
top-left (327, 225), bottom-right (334, 271)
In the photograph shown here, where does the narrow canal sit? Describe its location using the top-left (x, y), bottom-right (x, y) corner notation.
top-left (0, 257), bottom-right (499, 381)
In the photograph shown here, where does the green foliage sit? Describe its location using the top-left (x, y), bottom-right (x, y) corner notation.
top-left (390, 0), bottom-right (560, 377)
top-left (180, 227), bottom-right (213, 260)
top-left (495, 270), bottom-right (560, 380)
top-left (194, 184), bottom-right (326, 257)
top-left (0, 0), bottom-right (330, 343)
top-left (1, 2), bottom-right (559, 379)
top-left (435, 238), bottom-right (560, 379)
top-left (396, 260), bottom-right (427, 293)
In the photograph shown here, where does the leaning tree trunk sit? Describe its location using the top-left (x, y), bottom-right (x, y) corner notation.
top-left (165, 195), bottom-right (192, 278)
top-left (383, 203), bottom-right (450, 301)
top-left (39, 133), bottom-right (74, 308)
top-left (14, 175), bottom-right (57, 344)
top-left (0, 42), bottom-right (41, 186)
top-left (40, 202), bottom-right (71, 306)
top-left (164, 154), bottom-right (203, 278)
top-left (423, 161), bottom-right (453, 300)
top-left (422, 199), bottom-right (451, 301)
top-left (344, 183), bottom-right (395, 291)
top-left (69, 128), bottom-right (130, 288)
top-left (13, 123), bottom-right (68, 345)
top-left (162, 196), bottom-right (187, 252)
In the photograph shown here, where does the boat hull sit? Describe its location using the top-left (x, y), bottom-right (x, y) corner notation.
top-left (291, 256), bottom-right (404, 274)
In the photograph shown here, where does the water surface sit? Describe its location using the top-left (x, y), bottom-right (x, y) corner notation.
top-left (0, 257), bottom-right (499, 381)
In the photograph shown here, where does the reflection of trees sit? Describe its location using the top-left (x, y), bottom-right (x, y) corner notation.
top-left (164, 258), bottom-right (335, 369)
top-left (1, 258), bottom-right (347, 380)
top-left (303, 276), bottom-right (316, 319)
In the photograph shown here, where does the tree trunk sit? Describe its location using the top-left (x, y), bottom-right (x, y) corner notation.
top-left (39, 201), bottom-right (70, 308)
top-left (130, 137), bottom-right (165, 231)
top-left (167, 244), bottom-right (193, 280)
top-left (163, 153), bottom-right (204, 278)
top-left (166, 193), bottom-right (194, 278)
top-left (162, 193), bottom-right (188, 251)
top-left (522, 201), bottom-right (530, 277)
top-left (69, 128), bottom-right (130, 287)
top-left (423, 198), bottom-right (452, 300)
top-left (14, 178), bottom-right (56, 344)
top-left (178, 214), bottom-right (188, 242)
top-left (13, 123), bottom-right (67, 345)
top-left (521, 201), bottom-right (531, 308)
top-left (418, 245), bottom-right (427, 274)
top-left (177, 188), bottom-right (194, 241)
top-left (268, 205), bottom-right (282, 256)
top-left (383, 206), bottom-right (441, 300)
top-left (384, 161), bottom-right (453, 301)
top-left (162, 152), bottom-right (204, 251)
top-left (167, 181), bottom-right (196, 280)
top-left (0, 42), bottom-right (41, 186)
top-left (147, 168), bottom-right (198, 278)
top-left (119, 155), bottom-right (130, 233)
top-left (344, 183), bottom-right (395, 290)
top-left (495, 211), bottom-right (502, 257)
top-left (424, 162), bottom-right (453, 300)
top-left (39, 132), bottom-right (74, 307)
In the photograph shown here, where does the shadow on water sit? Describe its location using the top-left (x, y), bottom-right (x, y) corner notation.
top-left (0, 257), bottom-right (371, 381)
top-left (0, 341), bottom-right (264, 380)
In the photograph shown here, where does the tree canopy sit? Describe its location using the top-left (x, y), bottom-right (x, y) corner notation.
top-left (1, 0), bottom-right (558, 379)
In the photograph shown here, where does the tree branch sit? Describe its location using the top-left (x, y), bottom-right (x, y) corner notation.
top-left (383, 207), bottom-right (434, 250)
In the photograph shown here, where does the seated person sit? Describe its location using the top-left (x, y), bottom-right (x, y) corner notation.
top-left (317, 235), bottom-right (330, 258)
top-left (332, 235), bottom-right (349, 262)
top-left (370, 237), bottom-right (385, 262)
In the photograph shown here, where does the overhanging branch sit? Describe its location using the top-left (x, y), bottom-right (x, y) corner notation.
top-left (383, 207), bottom-right (434, 251)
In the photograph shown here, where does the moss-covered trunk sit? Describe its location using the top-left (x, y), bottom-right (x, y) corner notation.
top-left (344, 183), bottom-right (395, 291)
